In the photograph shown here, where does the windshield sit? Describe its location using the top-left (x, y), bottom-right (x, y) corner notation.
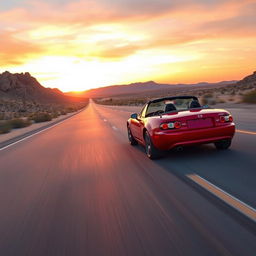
top-left (145, 97), bottom-right (201, 117)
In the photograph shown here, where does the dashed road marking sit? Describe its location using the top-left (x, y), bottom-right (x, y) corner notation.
top-left (237, 129), bottom-right (256, 135)
top-left (103, 119), bottom-right (107, 122)
top-left (112, 126), bottom-right (118, 131)
top-left (187, 174), bottom-right (256, 222)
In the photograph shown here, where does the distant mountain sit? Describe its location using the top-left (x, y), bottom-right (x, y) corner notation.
top-left (78, 81), bottom-right (174, 98)
top-left (66, 80), bottom-right (237, 98)
top-left (0, 71), bottom-right (76, 103)
top-left (194, 81), bottom-right (237, 86)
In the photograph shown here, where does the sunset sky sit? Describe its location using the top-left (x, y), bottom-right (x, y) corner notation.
top-left (0, 0), bottom-right (256, 92)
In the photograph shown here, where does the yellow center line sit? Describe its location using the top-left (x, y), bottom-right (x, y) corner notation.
top-left (187, 174), bottom-right (256, 222)
top-left (237, 129), bottom-right (256, 135)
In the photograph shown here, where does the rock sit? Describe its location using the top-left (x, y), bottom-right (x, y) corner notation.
top-left (237, 71), bottom-right (256, 84)
top-left (0, 78), bottom-right (12, 92)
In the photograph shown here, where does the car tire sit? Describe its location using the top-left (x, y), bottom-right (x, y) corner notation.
top-left (127, 126), bottom-right (138, 145)
top-left (214, 139), bottom-right (232, 150)
top-left (144, 131), bottom-right (161, 159)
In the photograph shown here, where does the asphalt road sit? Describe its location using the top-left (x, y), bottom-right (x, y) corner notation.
top-left (0, 101), bottom-right (255, 256)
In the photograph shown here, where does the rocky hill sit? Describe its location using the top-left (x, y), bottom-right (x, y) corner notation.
top-left (0, 71), bottom-right (88, 120)
top-left (236, 71), bottom-right (256, 88)
top-left (0, 71), bottom-right (69, 103)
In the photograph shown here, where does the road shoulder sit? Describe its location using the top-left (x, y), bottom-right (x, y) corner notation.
top-left (0, 109), bottom-right (85, 150)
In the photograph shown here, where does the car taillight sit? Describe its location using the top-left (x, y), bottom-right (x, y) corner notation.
top-left (174, 121), bottom-right (182, 129)
top-left (160, 121), bottom-right (181, 130)
top-left (160, 123), bottom-right (169, 130)
top-left (219, 115), bottom-right (233, 123)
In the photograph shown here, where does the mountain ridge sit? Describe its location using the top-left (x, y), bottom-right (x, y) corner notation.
top-left (66, 79), bottom-right (238, 98)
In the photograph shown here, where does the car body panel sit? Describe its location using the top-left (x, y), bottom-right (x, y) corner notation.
top-left (127, 97), bottom-right (236, 151)
top-left (151, 123), bottom-right (235, 150)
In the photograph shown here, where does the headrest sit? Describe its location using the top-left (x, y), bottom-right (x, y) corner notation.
top-left (189, 100), bottom-right (201, 108)
top-left (165, 103), bottom-right (177, 112)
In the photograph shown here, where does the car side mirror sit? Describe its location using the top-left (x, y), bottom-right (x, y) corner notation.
top-left (131, 113), bottom-right (138, 119)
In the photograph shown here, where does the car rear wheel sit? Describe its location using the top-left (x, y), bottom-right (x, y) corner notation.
top-left (144, 131), bottom-right (161, 160)
top-left (214, 139), bottom-right (232, 150)
top-left (127, 126), bottom-right (138, 145)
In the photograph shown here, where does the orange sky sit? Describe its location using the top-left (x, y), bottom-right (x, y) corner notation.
top-left (0, 0), bottom-right (256, 92)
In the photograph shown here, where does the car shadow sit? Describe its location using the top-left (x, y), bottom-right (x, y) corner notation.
top-left (130, 141), bottom-right (254, 183)
top-left (134, 143), bottom-right (232, 164)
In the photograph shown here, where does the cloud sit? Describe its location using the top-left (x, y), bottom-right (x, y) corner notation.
top-left (1, 0), bottom-right (256, 89)
top-left (200, 14), bottom-right (256, 37)
top-left (1, 0), bottom-right (249, 28)
top-left (0, 31), bottom-right (44, 66)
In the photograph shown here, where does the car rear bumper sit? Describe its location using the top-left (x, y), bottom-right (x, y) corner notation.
top-left (152, 123), bottom-right (235, 150)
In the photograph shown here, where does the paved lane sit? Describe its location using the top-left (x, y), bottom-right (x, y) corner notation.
top-left (0, 102), bottom-right (255, 256)
top-left (96, 103), bottom-right (256, 209)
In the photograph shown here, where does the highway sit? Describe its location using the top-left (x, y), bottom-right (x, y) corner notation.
top-left (0, 101), bottom-right (255, 256)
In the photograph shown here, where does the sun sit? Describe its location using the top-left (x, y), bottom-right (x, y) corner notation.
top-left (5, 49), bottom-right (197, 92)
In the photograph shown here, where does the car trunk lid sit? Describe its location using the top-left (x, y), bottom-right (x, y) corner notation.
top-left (187, 118), bottom-right (214, 129)
top-left (161, 108), bottom-right (230, 130)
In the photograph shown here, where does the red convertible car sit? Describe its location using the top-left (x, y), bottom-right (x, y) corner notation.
top-left (127, 96), bottom-right (235, 159)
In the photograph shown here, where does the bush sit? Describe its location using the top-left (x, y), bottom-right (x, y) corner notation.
top-left (51, 112), bottom-right (60, 118)
top-left (210, 99), bottom-right (216, 105)
top-left (243, 90), bottom-right (256, 103)
top-left (9, 118), bottom-right (31, 128)
top-left (217, 99), bottom-right (226, 103)
top-left (201, 97), bottom-right (208, 105)
top-left (204, 93), bottom-right (213, 98)
top-left (66, 107), bottom-right (76, 113)
top-left (30, 112), bottom-right (52, 123)
top-left (0, 121), bottom-right (12, 134)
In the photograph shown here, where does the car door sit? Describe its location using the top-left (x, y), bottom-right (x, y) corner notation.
top-left (131, 104), bottom-right (147, 141)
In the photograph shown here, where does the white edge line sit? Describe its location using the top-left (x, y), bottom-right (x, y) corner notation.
top-left (190, 174), bottom-right (256, 216)
top-left (0, 112), bottom-right (80, 151)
